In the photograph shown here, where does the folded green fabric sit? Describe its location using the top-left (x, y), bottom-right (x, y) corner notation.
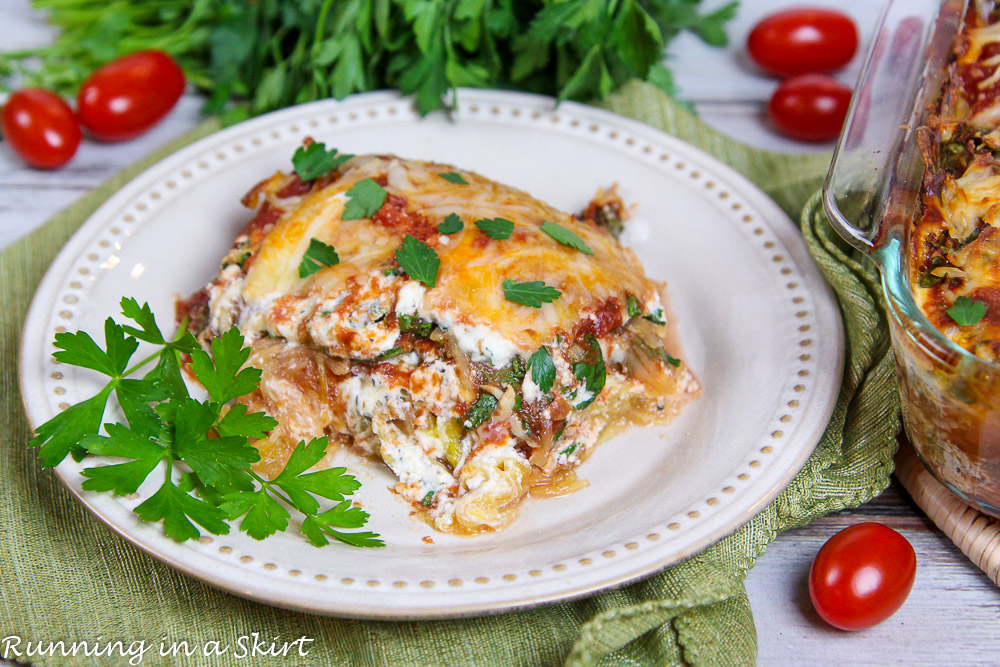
top-left (0, 81), bottom-right (899, 666)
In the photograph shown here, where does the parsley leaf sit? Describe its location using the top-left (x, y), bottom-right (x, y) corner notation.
top-left (292, 142), bottom-right (353, 181)
top-left (298, 238), bottom-right (340, 278)
top-left (342, 178), bottom-right (387, 220)
top-left (120, 297), bottom-right (165, 344)
top-left (540, 221), bottom-right (594, 255)
top-left (80, 423), bottom-right (166, 495)
top-left (53, 318), bottom-right (137, 377)
top-left (475, 218), bottom-right (514, 240)
top-left (438, 213), bottom-right (463, 234)
top-left (303, 502), bottom-right (382, 548)
top-left (395, 234), bottom-right (440, 287)
top-left (947, 296), bottom-right (988, 326)
top-left (189, 328), bottom-right (261, 405)
top-left (215, 404), bottom-right (279, 440)
top-left (627, 295), bottom-right (641, 319)
top-left (528, 346), bottom-right (555, 394)
top-left (438, 171), bottom-right (468, 185)
top-left (135, 479), bottom-right (231, 543)
top-left (30, 387), bottom-right (112, 468)
top-left (502, 279), bottom-right (562, 308)
top-left (463, 393), bottom-right (499, 429)
top-left (572, 334), bottom-right (606, 409)
top-left (220, 489), bottom-right (291, 540)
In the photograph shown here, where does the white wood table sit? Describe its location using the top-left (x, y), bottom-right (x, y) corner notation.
top-left (1, 0), bottom-right (997, 664)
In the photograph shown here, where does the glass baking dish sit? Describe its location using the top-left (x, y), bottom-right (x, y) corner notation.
top-left (824, 0), bottom-right (1000, 518)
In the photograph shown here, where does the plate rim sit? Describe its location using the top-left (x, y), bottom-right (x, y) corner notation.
top-left (18, 88), bottom-right (844, 619)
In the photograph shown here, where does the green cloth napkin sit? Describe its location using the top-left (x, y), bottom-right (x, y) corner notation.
top-left (0, 81), bottom-right (900, 666)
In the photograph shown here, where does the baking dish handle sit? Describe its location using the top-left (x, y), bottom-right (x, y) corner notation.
top-left (823, 0), bottom-right (965, 254)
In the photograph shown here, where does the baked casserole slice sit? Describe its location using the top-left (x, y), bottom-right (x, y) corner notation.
top-left (179, 149), bottom-right (699, 533)
top-left (912, 1), bottom-right (1000, 357)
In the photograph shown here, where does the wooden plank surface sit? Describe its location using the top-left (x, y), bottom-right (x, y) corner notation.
top-left (1, 0), bottom-right (997, 665)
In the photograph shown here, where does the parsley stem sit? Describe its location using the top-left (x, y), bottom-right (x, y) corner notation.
top-left (313, 0), bottom-right (337, 51)
top-left (121, 348), bottom-right (164, 378)
top-left (247, 470), bottom-right (298, 509)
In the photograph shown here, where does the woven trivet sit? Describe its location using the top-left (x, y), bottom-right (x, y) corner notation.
top-left (896, 441), bottom-right (1000, 586)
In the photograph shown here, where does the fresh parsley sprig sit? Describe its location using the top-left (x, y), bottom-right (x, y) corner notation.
top-left (343, 178), bottom-right (387, 220)
top-left (292, 142), bottom-right (353, 181)
top-left (299, 238), bottom-right (340, 278)
top-left (396, 235), bottom-right (440, 287)
top-left (540, 221), bottom-right (593, 255)
top-left (437, 213), bottom-right (463, 235)
top-left (438, 172), bottom-right (468, 185)
top-left (29, 299), bottom-right (382, 548)
top-left (528, 346), bottom-right (556, 394)
top-left (475, 218), bottom-right (514, 240)
top-left (502, 279), bottom-right (562, 308)
top-left (947, 296), bottom-right (988, 326)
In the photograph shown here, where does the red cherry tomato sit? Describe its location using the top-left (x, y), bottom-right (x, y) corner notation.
top-left (767, 74), bottom-right (851, 142)
top-left (1, 88), bottom-right (82, 169)
top-left (748, 8), bottom-right (858, 77)
top-left (77, 50), bottom-right (185, 142)
top-left (809, 523), bottom-right (916, 631)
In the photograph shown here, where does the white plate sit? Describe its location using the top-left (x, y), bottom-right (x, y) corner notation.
top-left (19, 90), bottom-right (843, 619)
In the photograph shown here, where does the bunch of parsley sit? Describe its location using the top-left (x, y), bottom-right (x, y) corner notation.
top-left (0, 0), bottom-right (736, 118)
top-left (30, 298), bottom-right (382, 548)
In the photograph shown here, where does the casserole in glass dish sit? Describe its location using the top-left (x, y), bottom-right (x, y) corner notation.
top-left (825, 0), bottom-right (1000, 517)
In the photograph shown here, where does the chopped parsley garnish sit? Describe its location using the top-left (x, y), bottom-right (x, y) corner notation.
top-left (634, 337), bottom-right (681, 368)
top-left (422, 491), bottom-right (436, 507)
top-left (298, 238), bottom-right (340, 278)
top-left (475, 217), bottom-right (515, 240)
top-left (291, 142), bottom-right (353, 181)
top-left (627, 295), bottom-right (641, 319)
top-left (377, 347), bottom-right (408, 360)
top-left (438, 213), bottom-right (463, 234)
top-left (572, 334), bottom-right (606, 409)
top-left (438, 171), bottom-right (468, 185)
top-left (502, 355), bottom-right (527, 385)
top-left (513, 395), bottom-right (523, 411)
top-left (476, 355), bottom-right (527, 386)
top-left (559, 443), bottom-right (578, 457)
top-left (463, 393), bottom-right (499, 429)
top-left (947, 296), bottom-right (988, 326)
top-left (342, 178), bottom-right (387, 220)
top-left (643, 309), bottom-right (666, 325)
top-left (502, 279), bottom-right (562, 308)
top-left (398, 313), bottom-right (434, 337)
top-left (528, 346), bottom-right (555, 393)
top-left (30, 299), bottom-right (382, 548)
top-left (395, 234), bottom-right (440, 287)
top-left (540, 221), bottom-right (594, 255)
top-left (552, 421), bottom-right (567, 445)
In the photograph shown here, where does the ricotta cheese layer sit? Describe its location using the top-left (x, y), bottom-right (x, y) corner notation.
top-left (179, 152), bottom-right (700, 533)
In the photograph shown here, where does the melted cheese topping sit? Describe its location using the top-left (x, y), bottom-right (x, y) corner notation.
top-left (228, 156), bottom-right (658, 359)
